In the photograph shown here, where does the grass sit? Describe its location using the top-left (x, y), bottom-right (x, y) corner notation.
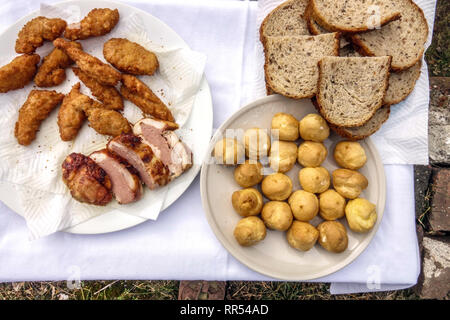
top-left (0, 0), bottom-right (448, 301)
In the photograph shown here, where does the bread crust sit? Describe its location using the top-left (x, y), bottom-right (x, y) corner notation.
top-left (349, 0), bottom-right (428, 71)
top-left (315, 56), bottom-right (392, 127)
top-left (384, 60), bottom-right (422, 105)
top-left (310, 0), bottom-right (401, 33)
top-left (263, 33), bottom-right (340, 99)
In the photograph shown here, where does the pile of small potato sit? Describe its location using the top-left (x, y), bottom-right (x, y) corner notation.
top-left (213, 112), bottom-right (377, 254)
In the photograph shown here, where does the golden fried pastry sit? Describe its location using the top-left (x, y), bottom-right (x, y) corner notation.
top-left (297, 141), bottom-right (328, 167)
top-left (72, 67), bottom-right (123, 110)
top-left (299, 113), bottom-right (330, 142)
top-left (261, 201), bottom-right (293, 231)
top-left (64, 8), bottom-right (119, 40)
top-left (298, 167), bottom-right (330, 194)
top-left (244, 127), bottom-right (271, 160)
top-left (234, 160), bottom-right (263, 187)
top-left (287, 221), bottom-right (319, 251)
top-left (57, 83), bottom-right (100, 141)
top-left (84, 107), bottom-right (131, 137)
top-left (261, 173), bottom-right (292, 201)
top-left (319, 189), bottom-right (346, 221)
top-left (121, 74), bottom-right (174, 121)
top-left (269, 140), bottom-right (297, 173)
top-left (103, 38), bottom-right (159, 75)
top-left (15, 17), bottom-right (66, 53)
top-left (231, 188), bottom-right (263, 217)
top-left (213, 138), bottom-right (245, 165)
top-left (334, 141), bottom-right (367, 170)
top-left (62, 153), bottom-right (112, 206)
top-left (332, 169), bottom-right (368, 199)
top-left (0, 54), bottom-right (40, 93)
top-left (54, 38), bottom-right (121, 86)
top-left (345, 198), bottom-right (377, 233)
top-left (14, 90), bottom-right (64, 146)
top-left (288, 190), bottom-right (319, 222)
top-left (317, 221), bottom-right (348, 253)
top-left (271, 113), bottom-right (299, 141)
top-left (35, 42), bottom-right (82, 87)
top-left (233, 216), bottom-right (266, 247)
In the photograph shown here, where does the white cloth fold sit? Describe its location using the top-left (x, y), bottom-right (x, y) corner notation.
top-left (0, 0), bottom-right (425, 295)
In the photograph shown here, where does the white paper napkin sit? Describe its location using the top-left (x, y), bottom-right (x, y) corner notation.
top-left (254, 0), bottom-right (436, 165)
top-left (0, 2), bottom-right (206, 238)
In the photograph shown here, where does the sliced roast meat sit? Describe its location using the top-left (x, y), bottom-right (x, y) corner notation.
top-left (90, 149), bottom-right (143, 204)
top-left (107, 133), bottom-right (170, 190)
top-left (163, 131), bottom-right (193, 178)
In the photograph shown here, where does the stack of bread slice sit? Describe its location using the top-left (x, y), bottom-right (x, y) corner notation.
top-left (260, 0), bottom-right (428, 140)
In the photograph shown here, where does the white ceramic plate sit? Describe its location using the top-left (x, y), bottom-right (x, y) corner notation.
top-left (0, 0), bottom-right (213, 234)
top-left (200, 95), bottom-right (386, 280)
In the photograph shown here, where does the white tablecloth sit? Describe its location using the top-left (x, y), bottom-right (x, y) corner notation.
top-left (0, 0), bottom-right (422, 294)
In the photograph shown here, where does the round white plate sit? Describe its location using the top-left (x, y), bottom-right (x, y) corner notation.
top-left (0, 0), bottom-right (213, 234)
top-left (200, 95), bottom-right (386, 280)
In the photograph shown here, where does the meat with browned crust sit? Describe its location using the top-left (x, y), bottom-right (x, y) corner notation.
top-left (62, 152), bottom-right (112, 206)
top-left (0, 54), bottom-right (40, 93)
top-left (84, 107), bottom-right (131, 137)
top-left (64, 8), bottom-right (119, 40)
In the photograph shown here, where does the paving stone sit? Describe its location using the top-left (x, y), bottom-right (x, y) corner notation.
top-left (429, 77), bottom-right (450, 164)
top-left (429, 168), bottom-right (450, 232)
top-left (415, 236), bottom-right (450, 299)
top-left (414, 165), bottom-right (432, 220)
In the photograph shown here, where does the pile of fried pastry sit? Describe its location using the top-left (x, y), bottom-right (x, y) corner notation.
top-left (0, 8), bottom-right (192, 206)
top-left (213, 112), bottom-right (377, 254)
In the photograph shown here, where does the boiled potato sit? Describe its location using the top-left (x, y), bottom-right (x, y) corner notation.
top-left (271, 113), bottom-right (299, 141)
top-left (332, 168), bottom-right (368, 199)
top-left (288, 190), bottom-right (319, 221)
top-left (213, 138), bottom-right (244, 165)
top-left (317, 221), bottom-right (348, 253)
top-left (334, 141), bottom-right (367, 170)
top-left (261, 173), bottom-right (293, 201)
top-left (234, 160), bottom-right (263, 188)
top-left (261, 201), bottom-right (293, 231)
top-left (319, 189), bottom-right (346, 220)
top-left (286, 221), bottom-right (319, 251)
top-left (345, 198), bottom-right (377, 233)
top-left (269, 141), bottom-right (297, 173)
top-left (244, 128), bottom-right (271, 160)
top-left (299, 113), bottom-right (330, 142)
top-left (232, 188), bottom-right (264, 217)
top-left (297, 141), bottom-right (328, 167)
top-left (298, 167), bottom-right (330, 193)
top-left (233, 216), bottom-right (266, 246)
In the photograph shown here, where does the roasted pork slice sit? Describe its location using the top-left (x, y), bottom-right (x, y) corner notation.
top-left (133, 118), bottom-right (191, 179)
top-left (107, 133), bottom-right (170, 190)
top-left (62, 153), bottom-right (112, 206)
top-left (90, 149), bottom-right (143, 204)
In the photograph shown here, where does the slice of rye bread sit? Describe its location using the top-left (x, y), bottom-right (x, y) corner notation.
top-left (316, 56), bottom-right (391, 127)
top-left (263, 33), bottom-right (340, 99)
top-left (259, 0), bottom-right (310, 42)
top-left (312, 98), bottom-right (390, 140)
top-left (351, 0), bottom-right (428, 71)
top-left (339, 44), bottom-right (422, 105)
top-left (309, 0), bottom-right (401, 33)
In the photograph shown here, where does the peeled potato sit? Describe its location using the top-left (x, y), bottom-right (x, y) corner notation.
top-left (288, 190), bottom-right (319, 221)
top-left (271, 113), bottom-right (299, 141)
top-left (298, 167), bottom-right (330, 193)
top-left (244, 127), bottom-right (271, 160)
top-left (261, 173), bottom-right (293, 201)
top-left (319, 189), bottom-right (346, 220)
top-left (332, 168), bottom-right (368, 199)
top-left (261, 201), bottom-right (293, 231)
top-left (232, 188), bottom-right (264, 217)
top-left (317, 221), bottom-right (348, 253)
top-left (297, 141), bottom-right (328, 167)
top-left (286, 221), bottom-right (319, 251)
top-left (233, 216), bottom-right (266, 246)
top-left (234, 160), bottom-right (263, 188)
top-left (334, 141), bottom-right (367, 170)
top-left (299, 113), bottom-right (330, 142)
top-left (269, 140), bottom-right (297, 173)
top-left (213, 138), bottom-right (245, 165)
top-left (345, 198), bottom-right (377, 233)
